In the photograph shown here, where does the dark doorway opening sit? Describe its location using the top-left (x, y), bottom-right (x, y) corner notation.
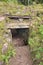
top-left (11, 28), bottom-right (29, 46)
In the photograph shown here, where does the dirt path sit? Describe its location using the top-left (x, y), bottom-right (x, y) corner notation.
top-left (9, 35), bottom-right (33, 65)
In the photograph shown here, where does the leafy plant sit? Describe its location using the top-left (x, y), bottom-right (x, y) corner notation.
top-left (1, 49), bottom-right (16, 64)
top-left (35, 52), bottom-right (41, 59)
top-left (39, 62), bottom-right (43, 65)
top-left (29, 20), bottom-right (43, 65)
top-left (38, 25), bottom-right (43, 36)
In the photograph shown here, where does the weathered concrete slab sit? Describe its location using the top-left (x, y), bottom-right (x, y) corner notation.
top-left (6, 22), bottom-right (30, 29)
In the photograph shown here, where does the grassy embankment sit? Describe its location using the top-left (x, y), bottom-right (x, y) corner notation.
top-left (0, 1), bottom-right (43, 65)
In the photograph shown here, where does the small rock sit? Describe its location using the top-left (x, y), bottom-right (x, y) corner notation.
top-left (2, 43), bottom-right (8, 54)
top-left (7, 38), bottom-right (11, 42)
top-left (0, 16), bottom-right (5, 21)
top-left (19, 19), bottom-right (23, 22)
top-left (7, 30), bottom-right (11, 33)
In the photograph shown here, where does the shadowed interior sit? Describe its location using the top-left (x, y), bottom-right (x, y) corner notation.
top-left (11, 28), bottom-right (29, 46)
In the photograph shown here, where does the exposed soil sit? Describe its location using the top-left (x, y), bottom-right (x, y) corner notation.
top-left (9, 29), bottom-right (33, 65)
top-left (12, 36), bottom-right (27, 47)
top-left (9, 46), bottom-right (33, 65)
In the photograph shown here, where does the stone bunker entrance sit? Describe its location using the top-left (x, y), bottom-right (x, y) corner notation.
top-left (11, 28), bottom-right (29, 47)
top-left (9, 28), bottom-right (33, 65)
top-left (6, 15), bottom-right (33, 65)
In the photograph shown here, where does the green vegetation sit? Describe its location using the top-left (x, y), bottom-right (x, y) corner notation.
top-left (0, 0), bottom-right (43, 65)
top-left (0, 18), bottom-right (16, 65)
top-left (29, 21), bottom-right (43, 65)
top-left (0, 49), bottom-right (16, 65)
